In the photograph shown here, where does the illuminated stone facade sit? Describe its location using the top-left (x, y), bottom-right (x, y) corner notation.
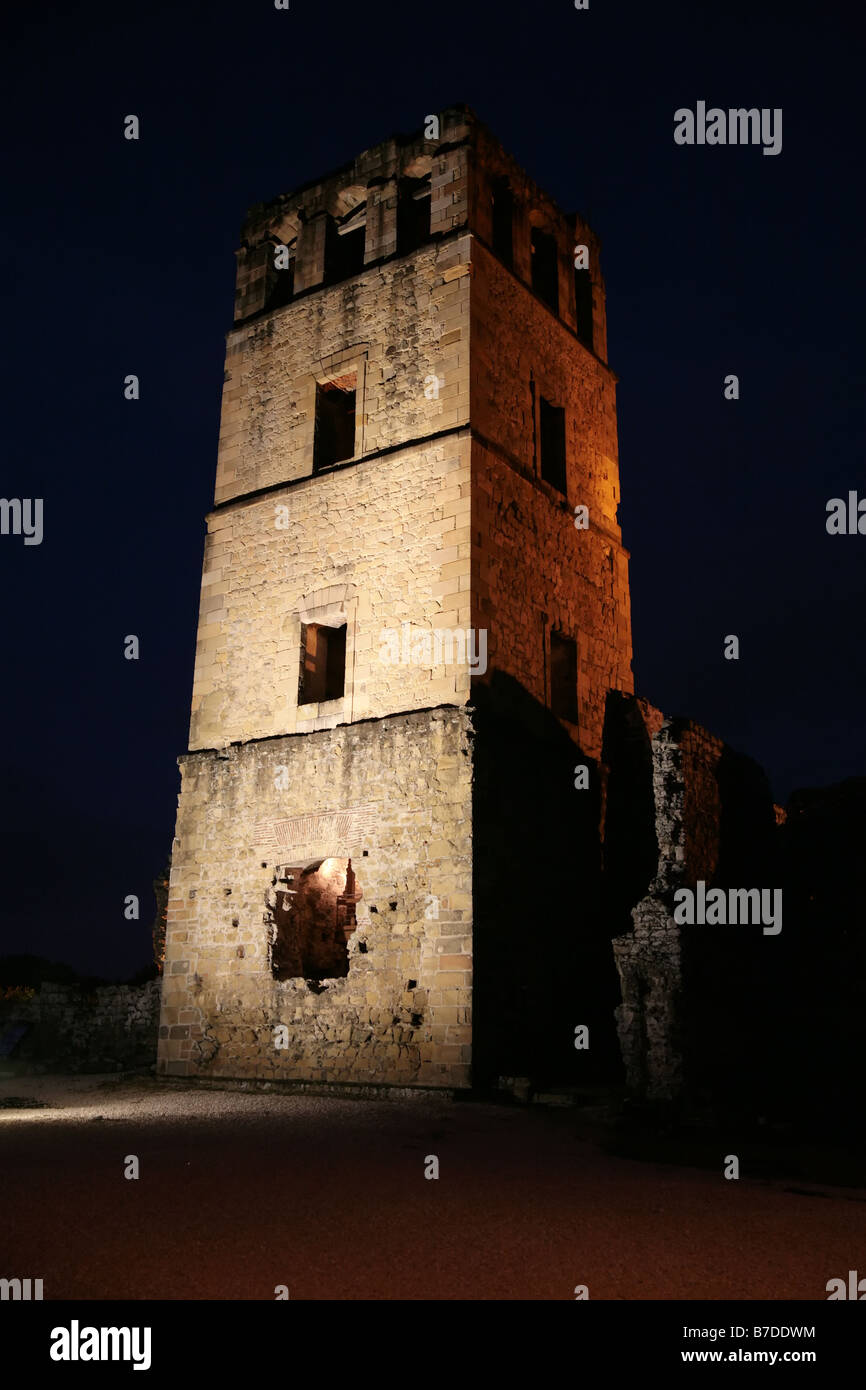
top-left (158, 107), bottom-right (634, 1089)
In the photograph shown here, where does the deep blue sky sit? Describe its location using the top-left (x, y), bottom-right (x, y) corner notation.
top-left (1, 0), bottom-right (863, 976)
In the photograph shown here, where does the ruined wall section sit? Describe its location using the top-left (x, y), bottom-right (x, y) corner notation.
top-left (606, 697), bottom-right (777, 1103)
top-left (1, 980), bottom-right (160, 1074)
top-left (611, 711), bottom-right (686, 1099)
top-left (469, 241), bottom-right (632, 759)
top-left (677, 721), bottom-right (724, 886)
top-left (159, 707), bottom-right (473, 1089)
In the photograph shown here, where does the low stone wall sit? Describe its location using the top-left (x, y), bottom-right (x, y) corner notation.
top-left (0, 979), bottom-right (161, 1073)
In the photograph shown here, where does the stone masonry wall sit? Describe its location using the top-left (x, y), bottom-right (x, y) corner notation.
top-left (2, 980), bottom-right (160, 1073)
top-left (191, 433), bottom-right (471, 750)
top-left (190, 232), bottom-right (473, 752)
top-left (611, 710), bottom-right (686, 1100)
top-left (215, 235), bottom-right (471, 505)
top-left (233, 107), bottom-right (471, 324)
top-left (607, 696), bottom-right (777, 1102)
top-left (471, 434), bottom-right (632, 762)
top-left (470, 239), bottom-right (633, 760)
top-left (471, 241), bottom-right (622, 534)
top-left (674, 722), bottom-right (724, 888)
top-left (159, 707), bottom-right (472, 1089)
top-left (469, 118), bottom-right (609, 365)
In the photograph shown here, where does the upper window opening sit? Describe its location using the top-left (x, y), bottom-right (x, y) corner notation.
top-left (325, 214), bottom-right (366, 284)
top-left (313, 375), bottom-right (356, 472)
top-left (574, 266), bottom-right (594, 350)
top-left (491, 178), bottom-right (513, 267)
top-left (264, 245), bottom-right (295, 313)
top-left (539, 396), bottom-right (567, 496)
top-left (397, 177), bottom-right (431, 255)
top-left (550, 630), bottom-right (578, 724)
top-left (531, 227), bottom-right (559, 313)
top-left (299, 622), bottom-right (346, 705)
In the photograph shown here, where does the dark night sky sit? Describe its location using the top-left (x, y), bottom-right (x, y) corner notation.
top-left (1, 0), bottom-right (863, 977)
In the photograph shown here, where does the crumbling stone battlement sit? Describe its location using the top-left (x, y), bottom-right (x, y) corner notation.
top-left (233, 106), bottom-right (472, 324)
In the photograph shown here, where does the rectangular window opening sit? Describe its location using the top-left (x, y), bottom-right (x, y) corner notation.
top-left (574, 267), bottom-right (594, 350)
top-left (397, 177), bottom-right (431, 256)
top-left (298, 622), bottom-right (347, 705)
top-left (539, 396), bottom-right (567, 496)
top-left (491, 178), bottom-right (513, 267)
top-left (264, 246), bottom-right (295, 312)
top-left (531, 227), bottom-right (559, 313)
top-left (313, 375), bottom-right (357, 472)
top-left (550, 630), bottom-right (578, 724)
top-left (325, 215), bottom-right (366, 284)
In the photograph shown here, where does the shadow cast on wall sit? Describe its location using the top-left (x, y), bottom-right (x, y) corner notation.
top-left (471, 672), bottom-right (624, 1090)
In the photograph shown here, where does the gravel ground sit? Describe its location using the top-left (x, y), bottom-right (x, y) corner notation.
top-left (2, 1073), bottom-right (864, 1300)
top-left (0, 1071), bottom-right (445, 1124)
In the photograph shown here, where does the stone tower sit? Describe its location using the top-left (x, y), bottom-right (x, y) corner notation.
top-left (157, 106), bottom-right (634, 1090)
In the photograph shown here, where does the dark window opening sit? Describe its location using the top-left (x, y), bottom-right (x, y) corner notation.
top-left (325, 216), bottom-right (366, 284)
top-left (397, 177), bottom-right (431, 256)
top-left (298, 622), bottom-right (346, 705)
top-left (269, 858), bottom-right (362, 981)
top-left (574, 267), bottom-right (594, 350)
top-left (313, 376), bottom-right (356, 472)
top-left (550, 630), bottom-right (579, 723)
top-left (491, 178), bottom-right (513, 267)
top-left (531, 227), bottom-right (559, 313)
top-left (262, 244), bottom-right (295, 313)
top-left (539, 396), bottom-right (567, 495)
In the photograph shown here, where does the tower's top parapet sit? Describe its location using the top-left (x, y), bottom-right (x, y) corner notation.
top-left (231, 105), bottom-right (605, 361)
top-left (242, 104), bottom-right (475, 241)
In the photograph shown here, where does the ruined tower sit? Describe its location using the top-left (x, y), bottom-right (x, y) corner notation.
top-left (157, 107), bottom-right (633, 1089)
